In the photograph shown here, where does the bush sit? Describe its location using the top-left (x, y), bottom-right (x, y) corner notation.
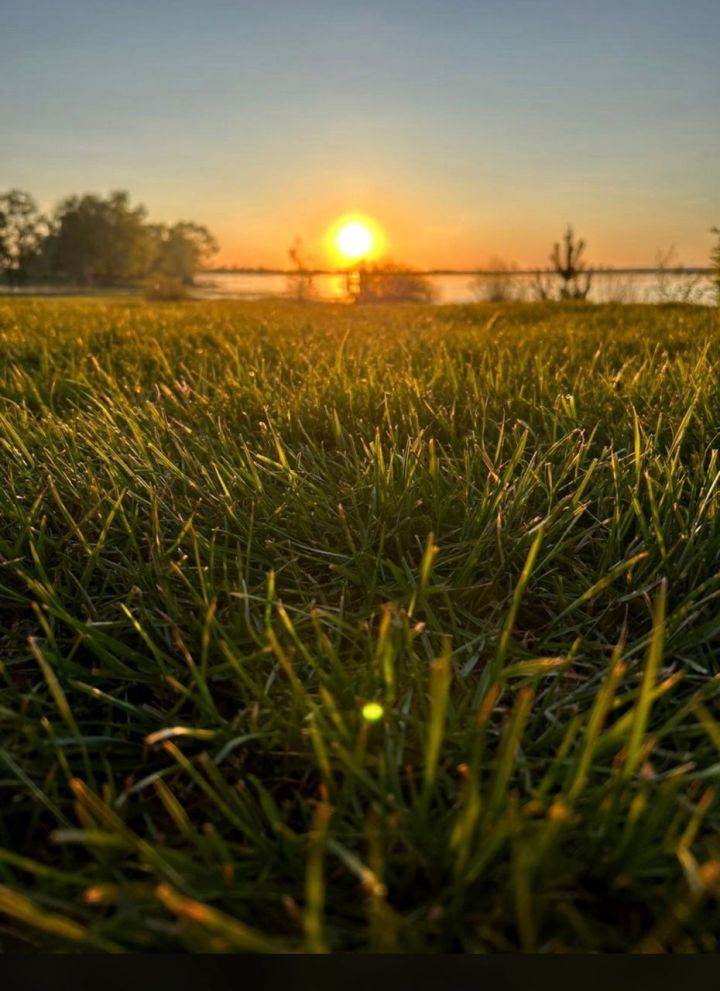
top-left (142, 277), bottom-right (189, 301)
top-left (471, 257), bottom-right (519, 302)
top-left (352, 262), bottom-right (434, 303)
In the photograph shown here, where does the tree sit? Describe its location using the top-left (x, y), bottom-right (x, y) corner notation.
top-left (0, 190), bottom-right (49, 286)
top-left (536, 225), bottom-right (592, 301)
top-left (0, 187), bottom-right (218, 288)
top-left (286, 237), bottom-right (315, 301)
top-left (150, 222), bottom-right (218, 285)
top-left (51, 191), bottom-right (153, 285)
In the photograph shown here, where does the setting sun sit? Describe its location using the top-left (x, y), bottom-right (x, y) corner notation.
top-left (4, 0), bottom-right (720, 959)
top-left (337, 221), bottom-right (372, 260)
top-left (328, 214), bottom-right (384, 266)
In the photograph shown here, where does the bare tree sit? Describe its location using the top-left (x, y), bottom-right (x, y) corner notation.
top-left (286, 237), bottom-right (315, 302)
top-left (535, 225), bottom-right (592, 300)
top-left (554, 225), bottom-right (591, 299)
top-left (654, 245), bottom-right (703, 304)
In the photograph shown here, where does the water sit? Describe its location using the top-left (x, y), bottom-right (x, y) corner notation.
top-left (194, 270), bottom-right (716, 305)
top-left (1, 271), bottom-right (714, 304)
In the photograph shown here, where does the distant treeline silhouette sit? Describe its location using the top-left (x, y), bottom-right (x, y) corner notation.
top-left (0, 189), bottom-right (217, 288)
top-left (2, 191), bottom-right (718, 305)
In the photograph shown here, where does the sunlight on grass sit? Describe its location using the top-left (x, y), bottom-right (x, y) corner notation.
top-left (361, 702), bottom-right (384, 722)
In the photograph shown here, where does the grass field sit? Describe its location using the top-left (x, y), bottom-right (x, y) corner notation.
top-left (1, 297), bottom-right (720, 953)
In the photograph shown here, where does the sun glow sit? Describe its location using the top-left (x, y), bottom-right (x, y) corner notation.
top-left (327, 214), bottom-right (384, 266)
top-left (338, 221), bottom-right (372, 260)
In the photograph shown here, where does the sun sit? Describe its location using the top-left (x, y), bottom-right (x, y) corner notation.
top-left (337, 221), bottom-right (373, 261)
top-left (327, 214), bottom-right (384, 266)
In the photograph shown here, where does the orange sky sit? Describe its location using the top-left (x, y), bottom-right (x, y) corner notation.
top-left (3, 2), bottom-right (718, 271)
top-left (207, 184), bottom-right (714, 271)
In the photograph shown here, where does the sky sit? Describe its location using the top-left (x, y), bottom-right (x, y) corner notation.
top-left (1, 0), bottom-right (718, 269)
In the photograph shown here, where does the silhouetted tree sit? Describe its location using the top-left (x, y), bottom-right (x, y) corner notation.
top-left (150, 222), bottom-right (218, 285)
top-left (51, 191), bottom-right (153, 285)
top-left (536, 225), bottom-right (592, 300)
top-left (0, 190), bottom-right (49, 286)
top-left (0, 188), bottom-right (218, 288)
top-left (286, 236), bottom-right (315, 301)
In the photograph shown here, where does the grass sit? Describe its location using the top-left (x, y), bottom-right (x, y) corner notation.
top-left (1, 296), bottom-right (720, 953)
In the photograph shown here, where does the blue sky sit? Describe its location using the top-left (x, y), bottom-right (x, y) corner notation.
top-left (2, 0), bottom-right (718, 266)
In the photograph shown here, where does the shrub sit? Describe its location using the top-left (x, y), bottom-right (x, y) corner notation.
top-left (471, 258), bottom-right (519, 302)
top-left (351, 262), bottom-right (434, 303)
top-left (142, 277), bottom-right (189, 301)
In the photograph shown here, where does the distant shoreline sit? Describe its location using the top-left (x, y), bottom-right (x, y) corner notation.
top-left (204, 266), bottom-right (714, 277)
top-left (1, 266), bottom-right (715, 306)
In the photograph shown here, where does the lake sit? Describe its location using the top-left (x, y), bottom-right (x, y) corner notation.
top-left (193, 270), bottom-right (716, 305)
top-left (1, 270), bottom-right (714, 305)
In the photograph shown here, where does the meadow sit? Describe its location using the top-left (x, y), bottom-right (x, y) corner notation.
top-left (1, 297), bottom-right (720, 953)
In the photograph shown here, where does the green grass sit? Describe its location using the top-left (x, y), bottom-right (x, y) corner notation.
top-left (1, 297), bottom-right (720, 953)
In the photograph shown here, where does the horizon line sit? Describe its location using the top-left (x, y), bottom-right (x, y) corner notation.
top-left (204, 266), bottom-right (714, 277)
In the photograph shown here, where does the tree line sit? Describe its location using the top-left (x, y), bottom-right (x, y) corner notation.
top-left (0, 189), bottom-right (217, 287)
